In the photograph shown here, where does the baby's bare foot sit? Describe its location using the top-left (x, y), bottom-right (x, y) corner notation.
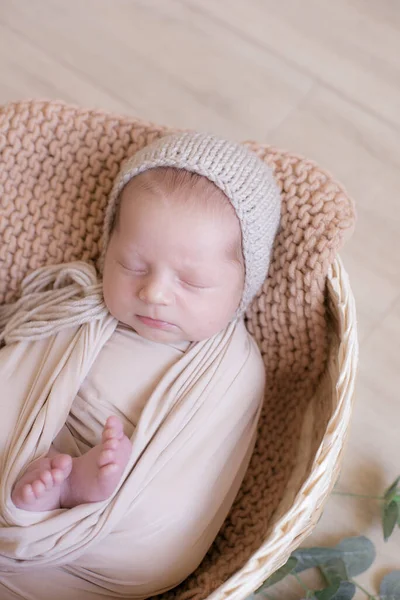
top-left (60, 416), bottom-right (132, 508)
top-left (12, 417), bottom-right (131, 512)
top-left (11, 454), bottom-right (73, 511)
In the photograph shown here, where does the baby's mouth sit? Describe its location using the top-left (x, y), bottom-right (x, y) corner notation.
top-left (136, 315), bottom-right (177, 330)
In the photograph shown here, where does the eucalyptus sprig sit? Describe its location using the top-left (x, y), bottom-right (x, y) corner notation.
top-left (334, 476), bottom-right (400, 542)
top-left (248, 476), bottom-right (400, 600)
top-left (382, 477), bottom-right (400, 541)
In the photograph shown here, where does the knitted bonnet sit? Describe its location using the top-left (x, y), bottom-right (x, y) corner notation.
top-left (102, 132), bottom-right (281, 315)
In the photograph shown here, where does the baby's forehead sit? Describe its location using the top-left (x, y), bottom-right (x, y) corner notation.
top-left (117, 191), bottom-right (242, 266)
top-left (116, 168), bottom-right (243, 262)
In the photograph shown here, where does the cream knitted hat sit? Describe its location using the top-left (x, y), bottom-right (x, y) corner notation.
top-left (102, 132), bottom-right (281, 315)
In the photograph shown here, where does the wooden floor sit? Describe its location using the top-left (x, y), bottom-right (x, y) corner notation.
top-left (1, 1), bottom-right (399, 597)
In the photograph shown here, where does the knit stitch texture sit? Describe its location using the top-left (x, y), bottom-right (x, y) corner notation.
top-left (0, 100), bottom-right (355, 600)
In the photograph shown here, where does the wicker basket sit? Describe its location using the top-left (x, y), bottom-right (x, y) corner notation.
top-left (208, 256), bottom-right (358, 600)
top-left (0, 100), bottom-right (358, 600)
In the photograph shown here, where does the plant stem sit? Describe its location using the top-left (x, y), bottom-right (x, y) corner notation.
top-left (352, 579), bottom-right (376, 599)
top-left (332, 491), bottom-right (383, 500)
top-left (293, 572), bottom-right (313, 595)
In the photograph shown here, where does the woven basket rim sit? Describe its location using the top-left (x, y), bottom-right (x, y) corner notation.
top-left (206, 256), bottom-right (358, 600)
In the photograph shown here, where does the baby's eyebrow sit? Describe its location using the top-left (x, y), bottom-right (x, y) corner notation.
top-left (178, 262), bottom-right (206, 275)
top-left (121, 245), bottom-right (145, 259)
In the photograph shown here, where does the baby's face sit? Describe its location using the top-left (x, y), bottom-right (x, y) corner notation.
top-left (103, 180), bottom-right (244, 343)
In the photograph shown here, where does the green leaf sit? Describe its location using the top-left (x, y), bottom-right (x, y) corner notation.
top-left (320, 559), bottom-right (349, 586)
top-left (331, 582), bottom-right (356, 600)
top-left (383, 501), bottom-right (399, 541)
top-left (291, 537), bottom-right (375, 579)
top-left (292, 537), bottom-right (375, 576)
top-left (316, 561), bottom-right (355, 600)
top-left (335, 536), bottom-right (376, 576)
top-left (292, 547), bottom-right (340, 573)
top-left (380, 570), bottom-right (400, 599)
top-left (384, 477), bottom-right (400, 505)
top-left (254, 557), bottom-right (298, 592)
top-left (314, 582), bottom-right (341, 600)
top-left (312, 582), bottom-right (356, 600)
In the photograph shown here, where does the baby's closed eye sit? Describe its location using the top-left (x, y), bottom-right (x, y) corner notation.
top-left (180, 280), bottom-right (212, 290)
top-left (118, 261), bottom-right (147, 275)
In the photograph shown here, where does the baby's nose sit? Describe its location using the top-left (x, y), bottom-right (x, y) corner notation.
top-left (138, 278), bottom-right (172, 305)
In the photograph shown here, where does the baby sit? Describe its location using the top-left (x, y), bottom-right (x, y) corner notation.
top-left (11, 166), bottom-right (246, 510)
top-left (1, 131), bottom-right (281, 599)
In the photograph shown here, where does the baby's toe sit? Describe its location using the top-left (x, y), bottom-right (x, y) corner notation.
top-left (106, 416), bottom-right (121, 430)
top-left (51, 468), bottom-right (67, 484)
top-left (39, 470), bottom-right (54, 490)
top-left (102, 417), bottom-right (123, 442)
top-left (103, 438), bottom-right (118, 451)
top-left (51, 454), bottom-right (72, 473)
top-left (31, 479), bottom-right (46, 498)
top-left (21, 484), bottom-right (36, 504)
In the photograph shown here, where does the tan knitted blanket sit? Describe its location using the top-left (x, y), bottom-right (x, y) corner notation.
top-left (0, 100), bottom-right (355, 600)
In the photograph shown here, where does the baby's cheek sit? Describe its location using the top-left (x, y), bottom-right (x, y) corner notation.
top-left (103, 276), bottom-right (124, 315)
top-left (220, 282), bottom-right (241, 313)
top-left (201, 297), bottom-right (231, 329)
top-left (102, 283), bottom-right (116, 317)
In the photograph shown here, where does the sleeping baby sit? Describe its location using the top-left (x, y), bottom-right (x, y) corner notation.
top-left (0, 132), bottom-right (280, 599)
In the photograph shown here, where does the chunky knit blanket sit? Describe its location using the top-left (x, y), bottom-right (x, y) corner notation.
top-left (0, 100), bottom-right (355, 600)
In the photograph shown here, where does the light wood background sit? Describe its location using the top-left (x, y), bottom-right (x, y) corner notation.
top-left (0, 1), bottom-right (399, 597)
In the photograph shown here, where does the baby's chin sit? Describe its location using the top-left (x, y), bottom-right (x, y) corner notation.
top-left (130, 321), bottom-right (235, 345)
top-left (134, 324), bottom-right (190, 345)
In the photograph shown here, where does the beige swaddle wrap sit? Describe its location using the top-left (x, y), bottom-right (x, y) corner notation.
top-left (0, 130), bottom-right (280, 599)
top-left (0, 262), bottom-right (265, 599)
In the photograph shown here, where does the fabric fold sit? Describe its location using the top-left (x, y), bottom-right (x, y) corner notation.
top-left (0, 262), bottom-right (265, 598)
